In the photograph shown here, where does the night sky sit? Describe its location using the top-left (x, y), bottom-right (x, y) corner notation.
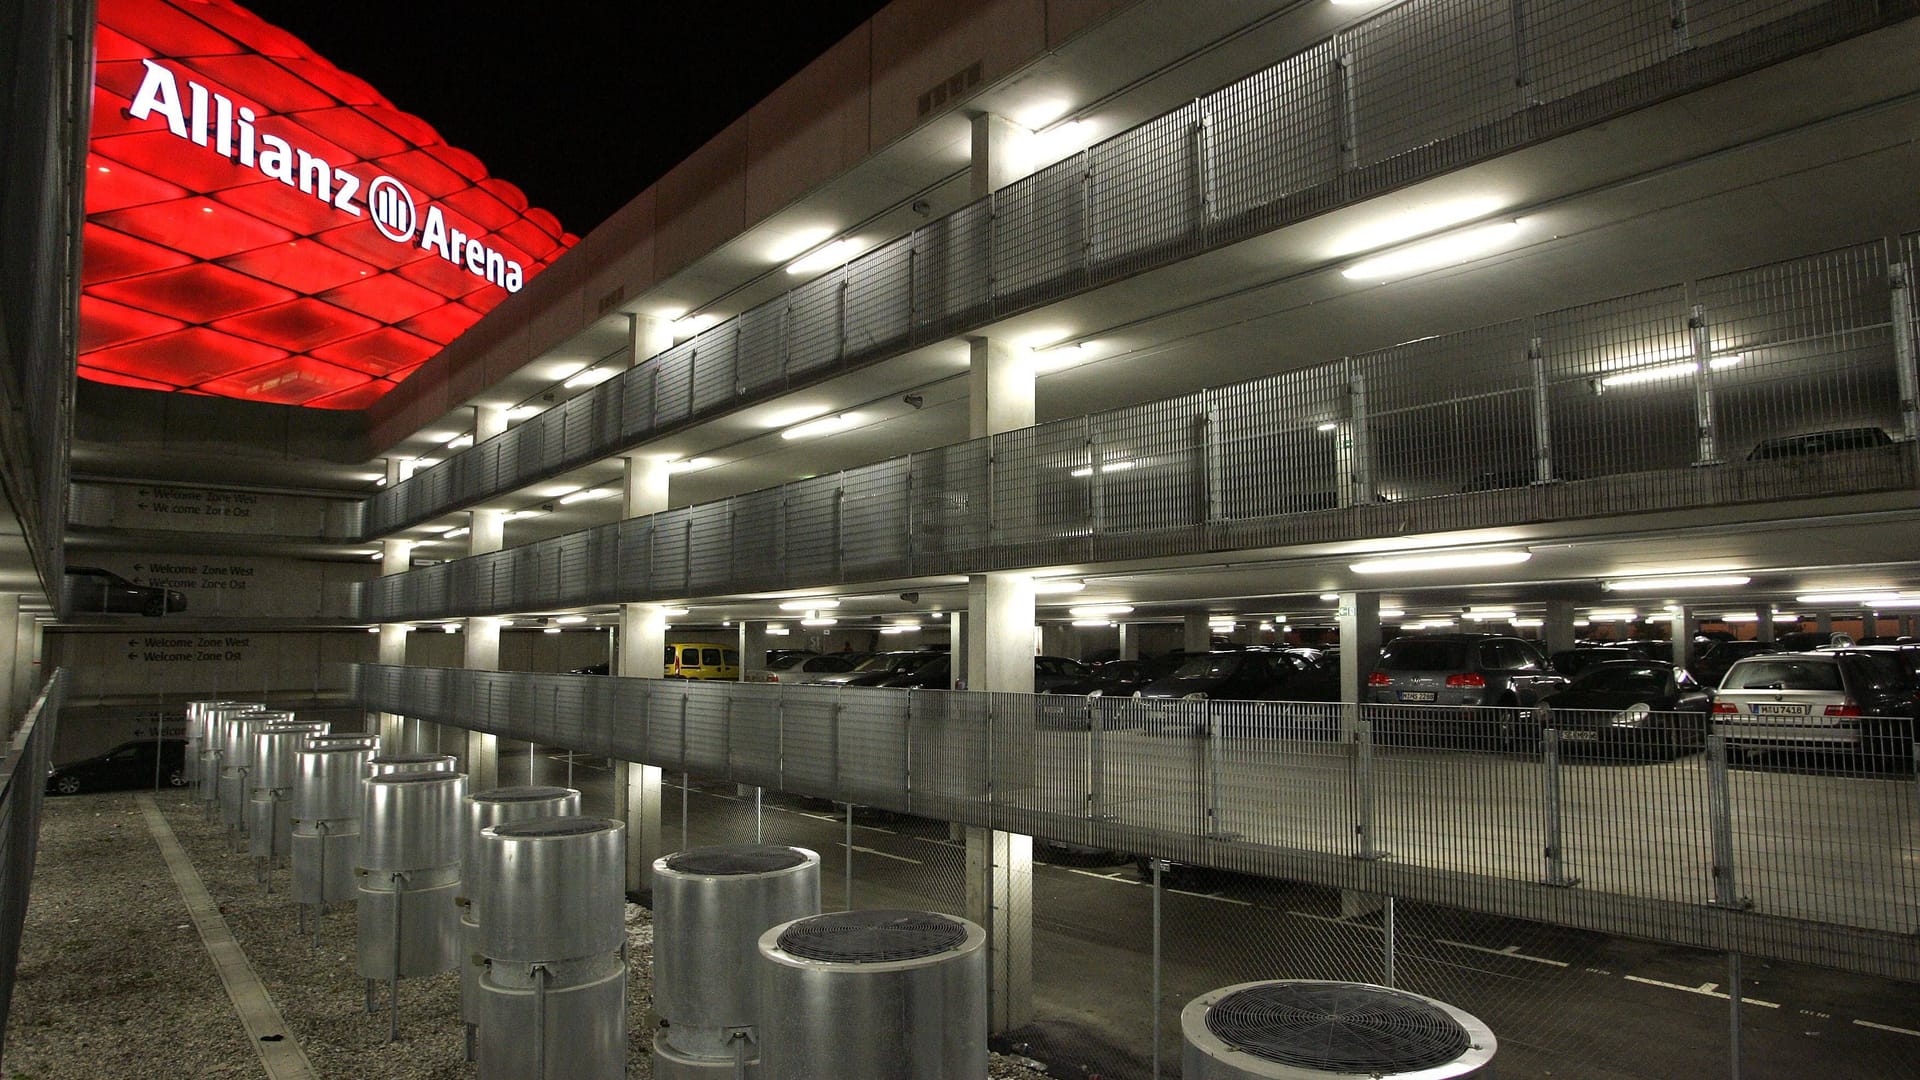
top-left (234, 1), bottom-right (891, 236)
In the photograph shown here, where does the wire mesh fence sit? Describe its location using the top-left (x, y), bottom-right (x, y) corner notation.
top-left (360, 232), bottom-right (1920, 624)
top-left (0, 671), bottom-right (65, 1064)
top-left (349, 0), bottom-right (1907, 542)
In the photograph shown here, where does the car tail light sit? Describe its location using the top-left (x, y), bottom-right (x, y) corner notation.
top-left (1712, 702), bottom-right (1739, 714)
top-left (1824, 703), bottom-right (1862, 717)
top-left (765, 675), bottom-right (779, 683)
top-left (1367, 672), bottom-right (1390, 686)
top-left (1444, 672), bottom-right (1486, 688)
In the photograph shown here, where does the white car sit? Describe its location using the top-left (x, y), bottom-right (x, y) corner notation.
top-left (759, 652), bottom-right (860, 685)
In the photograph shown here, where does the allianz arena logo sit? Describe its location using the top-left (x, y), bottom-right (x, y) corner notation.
top-left (124, 59), bottom-right (525, 292)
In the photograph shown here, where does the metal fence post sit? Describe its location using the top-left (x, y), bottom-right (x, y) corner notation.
top-left (1891, 261), bottom-right (1919, 442)
top-left (1086, 695), bottom-right (1105, 823)
top-left (1689, 304), bottom-right (1721, 466)
top-left (1728, 950), bottom-right (1744, 1080)
top-left (844, 802), bottom-right (855, 911)
top-left (1540, 728), bottom-right (1580, 887)
top-left (1150, 857), bottom-right (1166, 1080)
top-left (1706, 736), bottom-right (1746, 909)
top-left (1203, 705), bottom-right (1225, 840)
top-left (1383, 895), bottom-right (1397, 988)
top-left (1353, 720), bottom-right (1387, 860)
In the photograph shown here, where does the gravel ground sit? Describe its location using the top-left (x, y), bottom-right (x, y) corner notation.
top-left (5, 790), bottom-right (1052, 1079)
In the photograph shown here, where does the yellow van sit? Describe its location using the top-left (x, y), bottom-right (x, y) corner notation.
top-left (665, 642), bottom-right (741, 680)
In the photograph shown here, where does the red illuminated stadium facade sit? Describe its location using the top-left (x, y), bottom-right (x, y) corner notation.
top-left (83, 0), bottom-right (576, 408)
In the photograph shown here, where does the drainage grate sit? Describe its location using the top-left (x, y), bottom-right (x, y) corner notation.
top-left (492, 817), bottom-right (610, 838)
top-left (777, 909), bottom-right (965, 963)
top-left (476, 785), bottom-right (575, 803)
top-left (1205, 982), bottom-right (1471, 1073)
top-left (666, 845), bottom-right (809, 876)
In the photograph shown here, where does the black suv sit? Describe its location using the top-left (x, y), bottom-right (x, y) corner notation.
top-left (1365, 634), bottom-right (1564, 709)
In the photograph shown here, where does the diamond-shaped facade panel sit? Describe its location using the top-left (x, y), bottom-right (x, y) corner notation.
top-left (81, 0), bottom-right (575, 408)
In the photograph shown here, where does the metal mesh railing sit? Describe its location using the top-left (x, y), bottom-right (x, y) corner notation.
top-left (359, 233), bottom-right (1920, 622)
top-left (355, 663), bottom-right (1920, 983)
top-left (353, 0), bottom-right (1909, 541)
top-left (0, 671), bottom-right (65, 1066)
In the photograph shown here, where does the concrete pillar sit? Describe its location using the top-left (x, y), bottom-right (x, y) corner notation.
top-left (1815, 611), bottom-right (1832, 638)
top-left (1118, 623), bottom-right (1138, 661)
top-left (469, 509), bottom-right (505, 556)
top-left (1182, 613), bottom-right (1211, 655)
top-left (376, 624), bottom-right (407, 745)
top-left (1670, 607), bottom-right (1693, 674)
top-left (624, 455), bottom-right (672, 520)
top-left (0, 595), bottom-right (17, 725)
top-left (970, 111), bottom-right (1023, 199)
top-left (20, 617), bottom-right (43, 718)
top-left (1862, 610), bottom-right (1878, 640)
top-left (631, 312), bottom-right (673, 365)
top-left (474, 403), bottom-right (507, 443)
top-left (1545, 598), bottom-right (1576, 656)
top-left (1756, 605), bottom-right (1776, 643)
top-left (1039, 623), bottom-right (1075, 659)
top-left (963, 571), bottom-right (1034, 1033)
top-left (949, 611), bottom-right (966, 688)
top-left (617, 602), bottom-right (668, 895)
top-left (1337, 592), bottom-right (1383, 718)
top-left (738, 621), bottom-right (771, 679)
top-left (463, 617), bottom-right (502, 789)
top-left (968, 336), bottom-right (1034, 440)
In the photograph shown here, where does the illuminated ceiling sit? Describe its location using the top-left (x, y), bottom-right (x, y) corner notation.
top-left (82, 0), bottom-right (576, 408)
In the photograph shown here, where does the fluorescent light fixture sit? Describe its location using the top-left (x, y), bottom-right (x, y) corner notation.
top-left (365, 626), bottom-right (379, 633)
top-left (765, 626), bottom-right (790, 636)
top-left (1032, 340), bottom-right (1104, 373)
top-left (1067, 460), bottom-right (1135, 477)
top-left (800, 617), bottom-right (838, 627)
top-left (505, 508), bottom-right (545, 520)
top-left (1645, 614), bottom-right (1675, 623)
top-left (443, 527), bottom-right (469, 540)
top-left (507, 405), bottom-right (543, 420)
top-left (1573, 618), bottom-right (1590, 627)
top-left (879, 626), bottom-right (916, 635)
top-left (558, 488), bottom-right (616, 505)
top-left (1069, 605), bottom-right (1133, 618)
top-left (1598, 354), bottom-right (1743, 388)
top-left (1379, 609), bottom-right (1405, 618)
top-left (1340, 220), bottom-right (1523, 282)
top-left (786, 238), bottom-right (861, 276)
top-left (889, 619), bottom-right (921, 628)
top-left (1071, 619), bottom-right (1112, 628)
top-left (370, 551), bottom-right (383, 561)
top-left (666, 457), bottom-right (717, 473)
top-left (1349, 550), bottom-right (1531, 574)
top-left (1587, 609), bottom-right (1639, 620)
top-left (1316, 422), bottom-right (1339, 432)
top-left (1329, 195), bottom-right (1506, 257)
top-left (446, 433), bottom-right (474, 450)
top-left (1319, 593), bottom-right (1339, 601)
top-left (1604, 574), bottom-right (1751, 592)
top-left (543, 627), bottom-right (561, 634)
top-left (555, 615), bottom-right (588, 624)
top-left (781, 413), bottom-right (860, 440)
top-left (671, 313), bottom-right (718, 338)
top-left (563, 366), bottom-right (619, 390)
top-left (1794, 591), bottom-right (1901, 605)
top-left (1033, 579), bottom-right (1086, 595)
top-left (779, 599), bottom-right (839, 611)
top-left (766, 226), bottom-right (835, 263)
top-left (441, 624), bottom-right (458, 634)
top-left (1463, 610), bottom-right (1516, 621)
top-left (375, 476), bottom-right (388, 487)
top-left (1512, 618), bottom-right (1544, 628)
top-left (1259, 622), bottom-right (1275, 631)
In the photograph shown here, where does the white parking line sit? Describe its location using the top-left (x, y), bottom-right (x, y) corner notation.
top-left (1173, 889), bottom-right (1250, 906)
top-left (1434, 939), bottom-right (1569, 967)
top-left (1854, 1019), bottom-right (1920, 1037)
top-left (842, 842), bottom-right (922, 865)
top-left (911, 836), bottom-right (963, 849)
top-left (1623, 975), bottom-right (1779, 1008)
top-left (1059, 867), bottom-right (1142, 885)
top-left (1287, 909), bottom-right (1384, 931)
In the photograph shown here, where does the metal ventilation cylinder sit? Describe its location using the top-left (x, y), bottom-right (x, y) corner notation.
top-left (195, 702), bottom-right (259, 803)
top-left (1181, 981), bottom-right (1497, 1080)
top-left (757, 909), bottom-right (986, 1080)
top-left (460, 787), bottom-right (582, 1058)
top-left (292, 744), bottom-right (376, 906)
top-left (652, 845), bottom-right (821, 1079)
top-left (357, 769), bottom-right (467, 983)
top-left (218, 711), bottom-right (291, 834)
top-left (368, 752), bottom-right (457, 776)
top-left (475, 817), bottom-right (627, 1080)
top-left (306, 732), bottom-right (380, 752)
top-left (246, 722), bottom-right (328, 860)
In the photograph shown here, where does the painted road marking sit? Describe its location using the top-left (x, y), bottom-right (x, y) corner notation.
top-left (1061, 867), bottom-right (1142, 885)
top-left (912, 836), bottom-right (964, 849)
top-left (1288, 909), bottom-right (1384, 931)
top-left (1173, 888), bottom-right (1250, 906)
top-left (1623, 975), bottom-right (1780, 1008)
top-left (1435, 939), bottom-right (1569, 967)
top-left (842, 843), bottom-right (922, 865)
top-left (1854, 1019), bottom-right (1920, 1037)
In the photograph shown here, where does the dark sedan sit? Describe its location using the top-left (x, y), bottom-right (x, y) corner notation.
top-left (64, 566), bottom-right (186, 616)
top-left (47, 738), bottom-right (189, 795)
top-left (1532, 661), bottom-right (1713, 757)
top-left (1137, 649), bottom-right (1338, 704)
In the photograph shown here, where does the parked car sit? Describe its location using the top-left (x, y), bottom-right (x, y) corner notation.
top-left (664, 643), bottom-right (741, 680)
top-left (1137, 649), bottom-right (1338, 704)
top-left (1547, 646), bottom-right (1642, 680)
top-left (1042, 656), bottom-right (1183, 697)
top-left (46, 738), bottom-right (189, 795)
top-left (877, 653), bottom-right (950, 689)
top-left (820, 650), bottom-right (946, 687)
top-left (1746, 425), bottom-right (1893, 460)
top-left (64, 566), bottom-right (185, 616)
top-left (1711, 649), bottom-right (1917, 760)
top-left (761, 652), bottom-right (859, 684)
top-left (1033, 655), bottom-right (1094, 692)
top-left (1532, 661), bottom-right (1714, 757)
top-left (1365, 634), bottom-right (1566, 744)
top-left (1688, 639), bottom-right (1781, 687)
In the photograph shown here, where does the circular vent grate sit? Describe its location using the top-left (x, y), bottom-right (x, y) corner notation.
top-left (667, 845), bottom-right (809, 876)
top-left (1205, 982), bottom-right (1471, 1073)
top-left (476, 786), bottom-right (575, 803)
top-left (492, 817), bottom-right (609, 838)
top-left (777, 910), bottom-right (965, 963)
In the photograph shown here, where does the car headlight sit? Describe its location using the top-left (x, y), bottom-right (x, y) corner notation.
top-left (1087, 689), bottom-right (1103, 699)
top-left (1608, 703), bottom-right (1653, 729)
top-left (1183, 692), bottom-right (1209, 701)
top-left (1131, 690), bottom-right (1143, 699)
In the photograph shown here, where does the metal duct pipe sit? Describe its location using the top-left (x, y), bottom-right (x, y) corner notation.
top-left (475, 817), bottom-right (626, 1080)
top-left (460, 787), bottom-right (581, 1060)
top-left (292, 744), bottom-right (376, 909)
top-left (757, 910), bottom-right (986, 1080)
top-left (651, 845), bottom-right (820, 1079)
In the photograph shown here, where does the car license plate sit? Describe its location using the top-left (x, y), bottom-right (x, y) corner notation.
top-left (1561, 730), bottom-right (1599, 742)
top-left (1399, 692), bottom-right (1436, 702)
top-left (1754, 704), bottom-right (1807, 716)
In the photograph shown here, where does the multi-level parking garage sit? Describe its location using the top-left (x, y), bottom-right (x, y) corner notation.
top-left (7, 1), bottom-right (1920, 1077)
